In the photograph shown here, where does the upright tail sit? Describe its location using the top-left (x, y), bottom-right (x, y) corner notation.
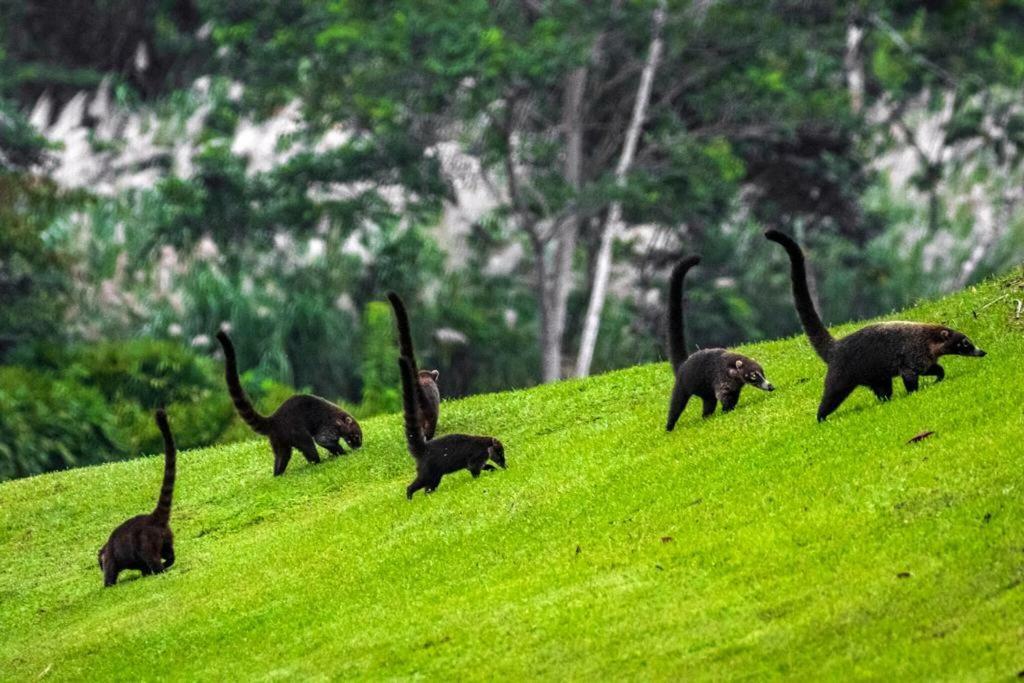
top-left (387, 292), bottom-right (418, 369)
top-left (152, 409), bottom-right (176, 526)
top-left (216, 330), bottom-right (273, 434)
top-left (397, 356), bottom-right (427, 459)
top-left (667, 255), bottom-right (701, 372)
top-left (764, 230), bottom-right (835, 362)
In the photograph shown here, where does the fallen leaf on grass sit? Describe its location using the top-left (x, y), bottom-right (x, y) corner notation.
top-left (896, 571), bottom-right (912, 579)
top-left (907, 431), bottom-right (935, 444)
top-left (661, 536), bottom-right (673, 543)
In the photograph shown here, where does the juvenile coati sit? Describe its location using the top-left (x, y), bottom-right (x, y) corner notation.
top-left (665, 255), bottom-right (775, 431)
top-left (765, 229), bottom-right (987, 421)
top-left (98, 409), bottom-right (177, 587)
top-left (216, 330), bottom-right (362, 476)
top-left (387, 291), bottom-right (440, 439)
top-left (398, 356), bottom-right (505, 499)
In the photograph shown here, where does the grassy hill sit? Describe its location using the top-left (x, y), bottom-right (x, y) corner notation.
top-left (2, 271), bottom-right (1023, 681)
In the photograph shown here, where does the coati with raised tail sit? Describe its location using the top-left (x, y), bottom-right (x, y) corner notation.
top-left (98, 409), bottom-right (177, 587)
top-left (387, 291), bottom-right (440, 440)
top-left (398, 356), bottom-right (505, 499)
top-left (765, 229), bottom-right (987, 421)
top-left (665, 255), bottom-right (775, 431)
top-left (216, 330), bottom-right (362, 476)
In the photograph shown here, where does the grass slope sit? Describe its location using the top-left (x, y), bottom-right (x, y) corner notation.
top-left (2, 273), bottom-right (1023, 681)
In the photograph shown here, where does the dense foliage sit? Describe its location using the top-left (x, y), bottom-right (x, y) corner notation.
top-left (1, 0), bottom-right (1022, 479)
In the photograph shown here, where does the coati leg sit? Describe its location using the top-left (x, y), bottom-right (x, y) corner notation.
top-left (142, 532), bottom-right (165, 575)
top-left (480, 464), bottom-right (497, 472)
top-left (161, 539), bottom-right (175, 569)
top-left (665, 381), bottom-right (691, 431)
top-left (423, 473), bottom-right (443, 494)
top-left (923, 363), bottom-right (945, 382)
top-left (103, 563), bottom-right (119, 587)
top-left (900, 370), bottom-right (919, 394)
top-left (407, 477), bottom-right (428, 500)
top-left (718, 390), bottom-right (739, 413)
top-left (271, 438), bottom-right (292, 477)
top-left (701, 396), bottom-right (718, 418)
top-left (817, 379), bottom-right (855, 422)
top-left (295, 433), bottom-right (322, 466)
top-left (871, 378), bottom-right (894, 401)
top-left (315, 434), bottom-right (346, 456)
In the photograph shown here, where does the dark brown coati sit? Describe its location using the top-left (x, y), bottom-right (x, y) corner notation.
top-left (98, 409), bottom-right (177, 587)
top-left (387, 291), bottom-right (440, 439)
top-left (765, 229), bottom-right (987, 421)
top-left (398, 356), bottom-right (505, 499)
top-left (665, 255), bottom-right (775, 431)
top-left (216, 330), bottom-right (362, 476)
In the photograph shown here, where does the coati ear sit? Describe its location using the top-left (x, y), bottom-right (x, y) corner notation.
top-left (940, 329), bottom-right (950, 338)
top-left (342, 415), bottom-right (354, 426)
top-left (735, 360), bottom-right (743, 368)
top-left (429, 370), bottom-right (439, 381)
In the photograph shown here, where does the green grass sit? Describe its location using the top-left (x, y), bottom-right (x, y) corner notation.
top-left (2, 272), bottom-right (1023, 681)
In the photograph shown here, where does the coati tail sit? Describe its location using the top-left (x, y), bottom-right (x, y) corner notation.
top-left (764, 230), bottom-right (835, 363)
top-left (216, 330), bottom-right (273, 434)
top-left (152, 409), bottom-right (176, 525)
top-left (667, 255), bottom-right (701, 372)
top-left (398, 356), bottom-right (428, 459)
top-left (387, 292), bottom-right (418, 369)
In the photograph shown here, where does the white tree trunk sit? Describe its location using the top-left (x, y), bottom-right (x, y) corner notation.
top-left (541, 63), bottom-right (589, 382)
top-left (574, 0), bottom-right (666, 378)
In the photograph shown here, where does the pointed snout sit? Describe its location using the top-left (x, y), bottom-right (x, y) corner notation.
top-left (972, 348), bottom-right (987, 357)
top-left (760, 380), bottom-right (775, 392)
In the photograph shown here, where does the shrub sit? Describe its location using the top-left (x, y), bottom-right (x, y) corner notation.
top-left (0, 366), bottom-right (125, 481)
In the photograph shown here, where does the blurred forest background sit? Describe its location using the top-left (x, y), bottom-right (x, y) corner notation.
top-left (2, 0), bottom-right (1023, 480)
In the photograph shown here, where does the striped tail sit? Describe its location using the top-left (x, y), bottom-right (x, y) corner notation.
top-left (764, 230), bottom-right (835, 363)
top-left (398, 356), bottom-right (427, 459)
top-left (216, 330), bottom-right (273, 434)
top-left (667, 255), bottom-right (701, 372)
top-left (387, 292), bottom-right (418, 369)
top-left (152, 409), bottom-right (176, 526)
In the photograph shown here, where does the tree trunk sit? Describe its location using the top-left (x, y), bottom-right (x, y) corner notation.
top-left (574, 0), bottom-right (666, 378)
top-left (540, 63), bottom-right (590, 381)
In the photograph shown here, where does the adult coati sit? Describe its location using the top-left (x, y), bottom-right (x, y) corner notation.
top-left (98, 409), bottom-right (177, 587)
top-left (216, 330), bottom-right (362, 475)
top-left (765, 229), bottom-right (987, 421)
top-left (398, 356), bottom-right (505, 499)
top-left (665, 255), bottom-right (775, 431)
top-left (387, 291), bottom-right (440, 439)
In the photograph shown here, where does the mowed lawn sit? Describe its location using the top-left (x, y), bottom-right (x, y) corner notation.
top-left (1, 272), bottom-right (1022, 681)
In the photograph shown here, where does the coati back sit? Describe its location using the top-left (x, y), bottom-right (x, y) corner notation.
top-left (398, 356), bottom-right (504, 499)
top-left (665, 255), bottom-right (775, 431)
top-left (216, 330), bottom-right (362, 476)
top-left (98, 410), bottom-right (177, 587)
top-left (387, 292), bottom-right (440, 439)
top-left (765, 229), bottom-right (987, 421)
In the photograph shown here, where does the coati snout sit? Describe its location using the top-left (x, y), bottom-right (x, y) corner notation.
top-left (730, 359), bottom-right (775, 391)
top-left (488, 440), bottom-right (507, 469)
top-left (939, 329), bottom-right (986, 357)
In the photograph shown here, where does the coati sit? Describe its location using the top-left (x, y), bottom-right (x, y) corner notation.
top-left (398, 356), bottom-right (505, 499)
top-left (665, 255), bottom-right (775, 431)
top-left (98, 409), bottom-right (177, 587)
top-left (765, 229), bottom-right (987, 421)
top-left (387, 291), bottom-right (440, 440)
top-left (216, 330), bottom-right (362, 476)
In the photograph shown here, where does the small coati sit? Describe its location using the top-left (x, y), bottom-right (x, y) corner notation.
top-left (765, 229), bottom-right (987, 421)
top-left (398, 356), bottom-right (505, 499)
top-left (216, 330), bottom-right (362, 476)
top-left (98, 409), bottom-right (177, 587)
top-left (387, 291), bottom-right (440, 440)
top-left (665, 255), bottom-right (775, 431)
